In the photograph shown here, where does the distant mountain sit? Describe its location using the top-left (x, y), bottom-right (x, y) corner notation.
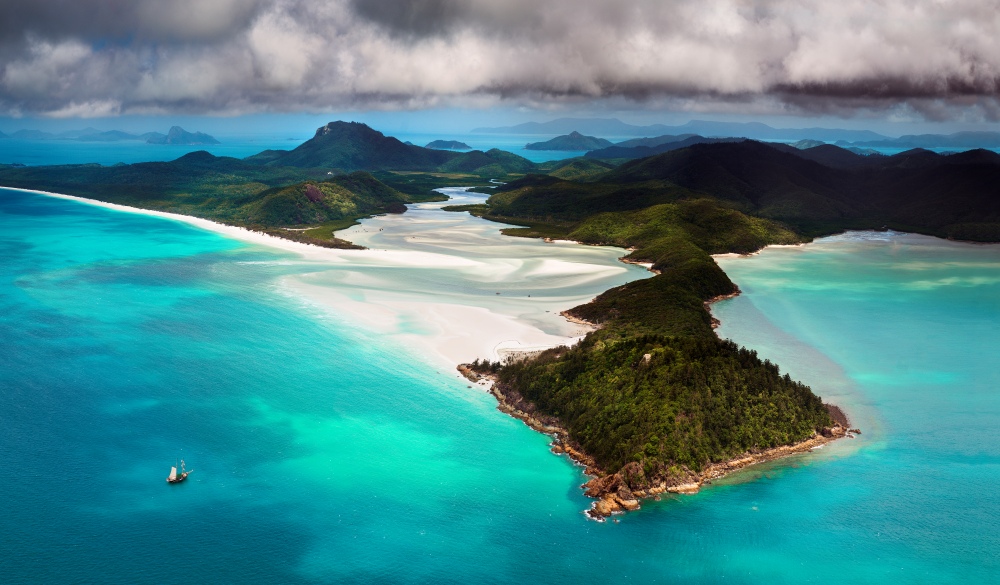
top-left (673, 121), bottom-right (887, 142)
top-left (493, 139), bottom-right (1000, 241)
top-left (11, 129), bottom-right (56, 140)
top-left (585, 135), bottom-right (740, 160)
top-left (845, 131), bottom-right (1000, 149)
top-left (791, 139), bottom-right (825, 149)
top-left (525, 131), bottom-right (613, 151)
top-left (145, 126), bottom-right (220, 145)
top-left (613, 134), bottom-right (697, 148)
top-left (600, 141), bottom-right (1000, 235)
top-left (242, 122), bottom-right (544, 179)
top-left (438, 148), bottom-right (535, 175)
top-left (56, 127), bottom-right (103, 139)
top-left (474, 118), bottom-right (654, 136)
top-left (474, 117), bottom-right (890, 142)
top-left (250, 121), bottom-right (456, 170)
top-left (77, 130), bottom-right (141, 142)
top-left (425, 139), bottom-right (471, 150)
top-left (0, 126), bottom-right (218, 144)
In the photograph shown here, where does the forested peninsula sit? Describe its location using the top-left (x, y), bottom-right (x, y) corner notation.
top-left (4, 121), bottom-right (998, 518)
top-left (451, 137), bottom-right (1000, 516)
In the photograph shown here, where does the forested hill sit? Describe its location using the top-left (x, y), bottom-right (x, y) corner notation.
top-left (525, 131), bottom-right (613, 151)
top-left (497, 140), bottom-right (1000, 241)
top-left (248, 121), bottom-right (457, 170)
top-left (245, 121), bottom-right (535, 177)
top-left (0, 151), bottom-right (416, 248)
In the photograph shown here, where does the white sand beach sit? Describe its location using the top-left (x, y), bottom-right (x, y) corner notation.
top-left (12, 186), bottom-right (651, 370)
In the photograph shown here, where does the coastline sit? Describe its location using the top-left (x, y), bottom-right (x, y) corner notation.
top-left (458, 245), bottom-right (856, 520)
top-left (15, 185), bottom-right (855, 520)
top-left (456, 364), bottom-right (861, 521)
top-left (459, 364), bottom-right (853, 519)
top-left (10, 185), bottom-right (629, 371)
top-left (1, 186), bottom-right (366, 261)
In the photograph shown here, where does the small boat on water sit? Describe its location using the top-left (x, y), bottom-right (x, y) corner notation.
top-left (166, 459), bottom-right (192, 484)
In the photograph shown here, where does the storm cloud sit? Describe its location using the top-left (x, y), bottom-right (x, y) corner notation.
top-left (0, 0), bottom-right (998, 118)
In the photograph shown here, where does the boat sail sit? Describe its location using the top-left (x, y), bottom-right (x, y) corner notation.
top-left (166, 459), bottom-right (191, 483)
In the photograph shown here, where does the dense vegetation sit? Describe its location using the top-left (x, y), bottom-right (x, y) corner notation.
top-left (0, 151), bottom-right (420, 248)
top-left (469, 194), bottom-right (827, 479)
top-left (597, 140), bottom-right (1000, 238)
top-left (525, 131), bottom-right (613, 151)
top-left (0, 122), bottom-right (545, 247)
top-left (464, 139), bottom-right (1000, 482)
top-left (494, 336), bottom-right (830, 475)
top-left (246, 121), bottom-right (536, 179)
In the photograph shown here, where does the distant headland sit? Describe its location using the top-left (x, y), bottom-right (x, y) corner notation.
top-left (0, 125), bottom-right (219, 145)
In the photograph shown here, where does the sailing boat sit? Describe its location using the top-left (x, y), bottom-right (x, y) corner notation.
top-left (166, 459), bottom-right (192, 484)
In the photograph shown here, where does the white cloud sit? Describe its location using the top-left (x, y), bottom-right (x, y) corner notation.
top-left (2, 39), bottom-right (92, 97)
top-left (0, 0), bottom-right (998, 118)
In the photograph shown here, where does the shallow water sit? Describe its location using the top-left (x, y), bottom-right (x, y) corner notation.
top-left (2, 190), bottom-right (998, 583)
top-left (713, 232), bottom-right (1000, 582)
top-left (288, 187), bottom-right (646, 365)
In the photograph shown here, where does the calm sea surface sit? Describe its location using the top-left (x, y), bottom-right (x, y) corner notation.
top-left (1, 190), bottom-right (998, 583)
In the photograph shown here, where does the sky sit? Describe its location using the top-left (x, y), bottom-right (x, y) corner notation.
top-left (1, 0), bottom-right (999, 136)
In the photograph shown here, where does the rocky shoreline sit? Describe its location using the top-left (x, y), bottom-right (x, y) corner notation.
top-left (457, 364), bottom-right (856, 520)
top-left (704, 290), bottom-right (742, 328)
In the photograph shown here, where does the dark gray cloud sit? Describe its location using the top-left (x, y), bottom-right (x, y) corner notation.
top-left (0, 0), bottom-right (997, 119)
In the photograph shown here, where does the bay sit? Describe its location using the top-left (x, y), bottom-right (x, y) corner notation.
top-left (2, 188), bottom-right (998, 583)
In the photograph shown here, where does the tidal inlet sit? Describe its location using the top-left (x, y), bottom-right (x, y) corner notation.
top-left (1, 2), bottom-right (999, 583)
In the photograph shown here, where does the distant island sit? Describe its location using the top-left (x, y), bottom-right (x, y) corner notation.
top-left (525, 131), bottom-right (613, 151)
top-left (840, 131), bottom-right (1000, 149)
top-left (144, 126), bottom-right (220, 145)
top-left (0, 125), bottom-right (219, 145)
top-left (481, 118), bottom-right (1000, 151)
top-left (425, 140), bottom-right (472, 150)
top-left (476, 117), bottom-right (890, 143)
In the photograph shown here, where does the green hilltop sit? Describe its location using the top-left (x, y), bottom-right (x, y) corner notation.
top-left (246, 121), bottom-right (535, 179)
top-left (525, 131), bottom-right (614, 151)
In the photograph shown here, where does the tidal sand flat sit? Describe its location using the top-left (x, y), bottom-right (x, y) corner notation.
top-left (280, 187), bottom-right (651, 367)
top-left (4, 188), bottom-right (999, 583)
top-left (12, 186), bottom-right (649, 369)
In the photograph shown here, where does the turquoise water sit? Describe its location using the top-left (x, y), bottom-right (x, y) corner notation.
top-left (2, 191), bottom-right (999, 583)
top-left (0, 136), bottom-right (302, 166)
top-left (713, 233), bottom-right (1000, 582)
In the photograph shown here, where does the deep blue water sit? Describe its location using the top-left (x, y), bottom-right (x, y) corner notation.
top-left (2, 192), bottom-right (999, 583)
